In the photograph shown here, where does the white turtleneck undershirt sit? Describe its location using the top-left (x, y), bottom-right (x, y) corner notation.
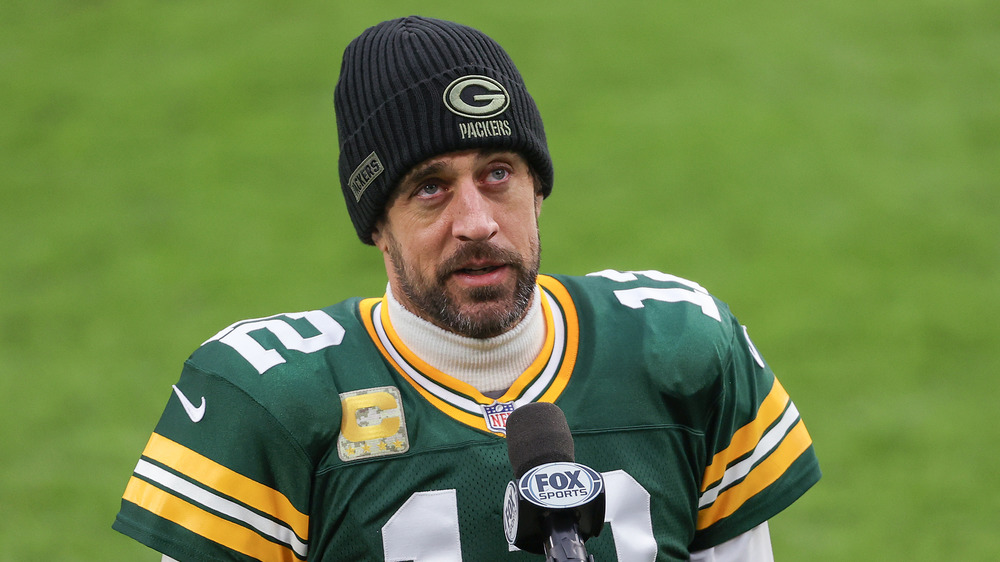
top-left (384, 284), bottom-right (547, 395)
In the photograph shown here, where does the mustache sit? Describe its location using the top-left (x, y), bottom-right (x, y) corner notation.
top-left (435, 242), bottom-right (524, 282)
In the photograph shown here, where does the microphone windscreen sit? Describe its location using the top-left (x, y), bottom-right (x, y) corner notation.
top-left (505, 402), bottom-right (575, 479)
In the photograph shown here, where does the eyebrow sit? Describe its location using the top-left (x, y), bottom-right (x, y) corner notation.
top-left (403, 161), bottom-right (448, 188)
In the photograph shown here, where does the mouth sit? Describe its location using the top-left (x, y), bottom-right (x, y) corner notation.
top-left (448, 262), bottom-right (510, 288)
top-left (456, 264), bottom-right (503, 276)
top-left (437, 243), bottom-right (522, 288)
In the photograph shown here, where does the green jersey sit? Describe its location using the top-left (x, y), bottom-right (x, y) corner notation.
top-left (113, 270), bottom-right (820, 561)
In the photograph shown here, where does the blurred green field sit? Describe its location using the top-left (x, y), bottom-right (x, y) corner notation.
top-left (2, 0), bottom-right (997, 559)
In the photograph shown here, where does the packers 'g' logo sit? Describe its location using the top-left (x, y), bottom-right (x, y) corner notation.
top-left (443, 75), bottom-right (510, 119)
top-left (338, 386), bottom-right (409, 461)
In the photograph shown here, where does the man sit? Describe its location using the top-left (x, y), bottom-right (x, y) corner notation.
top-left (113, 16), bottom-right (820, 561)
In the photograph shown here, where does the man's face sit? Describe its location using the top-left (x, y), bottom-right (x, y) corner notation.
top-left (371, 149), bottom-right (544, 339)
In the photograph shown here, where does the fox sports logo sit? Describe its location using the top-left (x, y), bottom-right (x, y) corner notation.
top-left (518, 462), bottom-right (604, 509)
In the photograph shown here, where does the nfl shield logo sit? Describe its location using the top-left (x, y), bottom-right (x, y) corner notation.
top-left (482, 401), bottom-right (515, 434)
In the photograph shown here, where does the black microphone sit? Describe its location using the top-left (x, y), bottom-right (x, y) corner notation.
top-left (503, 402), bottom-right (605, 561)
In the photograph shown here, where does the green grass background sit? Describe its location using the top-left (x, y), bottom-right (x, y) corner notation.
top-left (2, 0), bottom-right (997, 559)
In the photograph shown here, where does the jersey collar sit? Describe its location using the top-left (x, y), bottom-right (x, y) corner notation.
top-left (359, 275), bottom-right (579, 435)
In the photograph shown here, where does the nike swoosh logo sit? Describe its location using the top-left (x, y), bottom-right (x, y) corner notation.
top-left (172, 384), bottom-right (206, 423)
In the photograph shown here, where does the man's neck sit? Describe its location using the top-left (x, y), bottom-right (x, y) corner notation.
top-left (385, 284), bottom-right (546, 394)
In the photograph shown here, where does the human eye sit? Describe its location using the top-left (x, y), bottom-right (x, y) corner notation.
top-left (484, 166), bottom-right (511, 184)
top-left (413, 182), bottom-right (443, 199)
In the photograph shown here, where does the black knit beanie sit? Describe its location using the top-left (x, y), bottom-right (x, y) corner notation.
top-left (334, 16), bottom-right (553, 244)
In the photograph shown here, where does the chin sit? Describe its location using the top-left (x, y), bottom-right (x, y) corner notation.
top-left (449, 295), bottom-right (527, 338)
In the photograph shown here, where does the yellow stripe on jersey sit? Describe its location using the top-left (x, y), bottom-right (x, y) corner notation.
top-left (536, 275), bottom-right (579, 403)
top-left (141, 433), bottom-right (309, 541)
top-left (499, 290), bottom-right (557, 402)
top-left (696, 419), bottom-right (813, 530)
top-left (123, 476), bottom-right (302, 561)
top-left (700, 379), bottom-right (791, 492)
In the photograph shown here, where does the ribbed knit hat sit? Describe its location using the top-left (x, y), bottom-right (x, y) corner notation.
top-left (334, 16), bottom-right (553, 244)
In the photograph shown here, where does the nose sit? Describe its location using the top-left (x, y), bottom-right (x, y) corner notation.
top-left (450, 181), bottom-right (499, 242)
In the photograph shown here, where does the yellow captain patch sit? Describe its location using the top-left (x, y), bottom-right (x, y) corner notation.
top-left (337, 386), bottom-right (409, 462)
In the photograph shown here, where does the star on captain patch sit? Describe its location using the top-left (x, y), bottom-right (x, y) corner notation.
top-left (338, 386), bottom-right (409, 462)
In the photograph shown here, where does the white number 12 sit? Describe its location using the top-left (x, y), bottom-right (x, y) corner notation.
top-left (204, 310), bottom-right (345, 374)
top-left (381, 470), bottom-right (656, 561)
top-left (589, 269), bottom-right (721, 322)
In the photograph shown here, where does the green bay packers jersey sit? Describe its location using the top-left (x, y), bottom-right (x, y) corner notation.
top-left (113, 270), bottom-right (820, 561)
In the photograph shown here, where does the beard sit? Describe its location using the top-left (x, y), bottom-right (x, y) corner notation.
top-left (386, 235), bottom-right (541, 339)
